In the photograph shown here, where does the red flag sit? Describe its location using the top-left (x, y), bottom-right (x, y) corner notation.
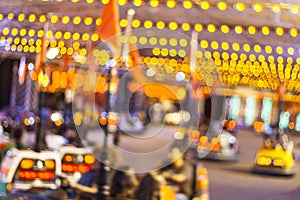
top-left (95, 0), bottom-right (121, 58)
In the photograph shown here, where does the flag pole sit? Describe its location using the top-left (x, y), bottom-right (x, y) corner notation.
top-left (122, 8), bottom-right (135, 66)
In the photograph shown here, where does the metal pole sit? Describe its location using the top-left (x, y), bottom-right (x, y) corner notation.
top-left (97, 67), bottom-right (112, 200)
top-left (35, 88), bottom-right (43, 152)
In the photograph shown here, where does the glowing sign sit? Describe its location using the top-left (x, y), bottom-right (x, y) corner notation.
top-left (261, 98), bottom-right (272, 124)
top-left (244, 96), bottom-right (256, 126)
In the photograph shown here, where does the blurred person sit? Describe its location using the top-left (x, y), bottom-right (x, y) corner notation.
top-left (276, 128), bottom-right (294, 153)
top-left (69, 144), bottom-right (121, 199)
top-left (12, 125), bottom-right (26, 149)
top-left (110, 165), bottom-right (137, 200)
top-left (45, 129), bottom-right (68, 151)
top-left (159, 146), bottom-right (193, 200)
top-left (134, 172), bottom-right (162, 200)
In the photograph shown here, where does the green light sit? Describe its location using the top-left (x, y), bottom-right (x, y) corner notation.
top-left (279, 111), bottom-right (290, 129)
top-left (229, 96), bottom-right (241, 120)
top-left (261, 98), bottom-right (272, 124)
top-left (244, 97), bottom-right (256, 126)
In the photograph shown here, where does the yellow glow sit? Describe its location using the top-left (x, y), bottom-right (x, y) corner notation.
top-left (161, 48), bottom-right (168, 56)
top-left (18, 13), bottom-right (25, 22)
top-left (45, 160), bottom-right (55, 169)
top-left (290, 5), bottom-right (298, 14)
top-left (221, 42), bottom-right (229, 50)
top-left (62, 16), bottom-right (70, 24)
top-left (261, 26), bottom-right (270, 35)
top-left (84, 17), bottom-right (93, 25)
top-left (120, 19), bottom-right (128, 28)
top-left (182, 23), bottom-right (190, 31)
top-left (60, 47), bottom-right (67, 54)
top-left (169, 22), bottom-right (178, 30)
top-left (169, 49), bottom-right (177, 57)
top-left (64, 32), bottom-right (71, 40)
top-left (133, 0), bottom-right (142, 6)
top-left (14, 38), bottom-right (20, 45)
top-left (254, 44), bottom-right (261, 53)
top-left (248, 26), bottom-right (256, 35)
top-left (39, 15), bottom-right (47, 23)
top-left (11, 28), bottom-right (18, 36)
top-left (268, 56), bottom-right (274, 63)
top-left (201, 1), bottom-right (210, 10)
top-left (67, 47), bottom-right (74, 55)
top-left (51, 15), bottom-right (58, 24)
top-left (276, 46), bottom-right (283, 54)
top-left (58, 41), bottom-right (64, 48)
top-left (2, 28), bottom-right (9, 35)
top-left (218, 2), bottom-right (227, 11)
top-left (28, 29), bottom-right (35, 37)
top-left (194, 24), bottom-right (203, 32)
top-left (86, 0), bottom-right (94, 3)
top-left (232, 43), bottom-right (240, 51)
top-left (73, 16), bottom-right (81, 25)
top-left (235, 26), bottom-right (243, 34)
top-left (207, 24), bottom-right (216, 33)
top-left (46, 31), bottom-right (53, 39)
top-left (139, 36), bottom-right (147, 45)
top-left (265, 45), bottom-right (272, 54)
top-left (290, 28), bottom-right (298, 37)
top-left (243, 44), bottom-right (250, 52)
top-left (167, 0), bottom-right (176, 8)
top-left (153, 48), bottom-right (160, 56)
top-left (272, 4), bottom-right (281, 13)
top-left (230, 53), bottom-right (238, 61)
top-left (169, 38), bottom-right (177, 46)
top-left (129, 35), bottom-right (137, 44)
top-left (179, 39), bottom-right (187, 47)
top-left (132, 19), bottom-right (141, 28)
top-left (149, 0), bottom-right (159, 7)
top-left (220, 25), bottom-right (229, 33)
top-left (73, 33), bottom-right (80, 40)
top-left (178, 50), bottom-right (186, 57)
top-left (91, 33), bottom-right (99, 41)
top-left (144, 20), bottom-right (153, 29)
top-left (20, 159), bottom-right (33, 169)
top-left (258, 55), bottom-right (265, 62)
top-left (118, 0), bottom-right (127, 5)
top-left (50, 40), bottom-right (57, 48)
top-left (275, 27), bottom-right (284, 36)
top-left (79, 33), bottom-right (88, 41)
top-left (200, 40), bottom-right (208, 49)
top-left (211, 41), bottom-right (219, 50)
top-left (149, 37), bottom-right (157, 45)
top-left (94, 18), bottom-right (101, 26)
top-left (28, 14), bottom-right (36, 23)
top-left (73, 41), bottom-right (80, 49)
top-left (20, 29), bottom-right (26, 36)
top-left (253, 3), bottom-right (263, 12)
top-left (0, 14), bottom-right (3, 21)
top-left (235, 2), bottom-right (245, 11)
top-left (7, 13), bottom-right (14, 20)
top-left (55, 31), bottom-right (62, 39)
top-left (28, 39), bottom-right (34, 46)
top-left (183, 1), bottom-right (192, 9)
top-left (288, 47), bottom-right (294, 55)
top-left (222, 52), bottom-right (229, 60)
top-left (159, 38), bottom-right (167, 46)
top-left (249, 54), bottom-right (256, 62)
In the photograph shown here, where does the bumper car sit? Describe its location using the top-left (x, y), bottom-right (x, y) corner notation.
top-left (59, 145), bottom-right (96, 183)
top-left (252, 143), bottom-right (295, 176)
top-left (0, 148), bottom-right (61, 193)
top-left (197, 131), bottom-right (239, 161)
